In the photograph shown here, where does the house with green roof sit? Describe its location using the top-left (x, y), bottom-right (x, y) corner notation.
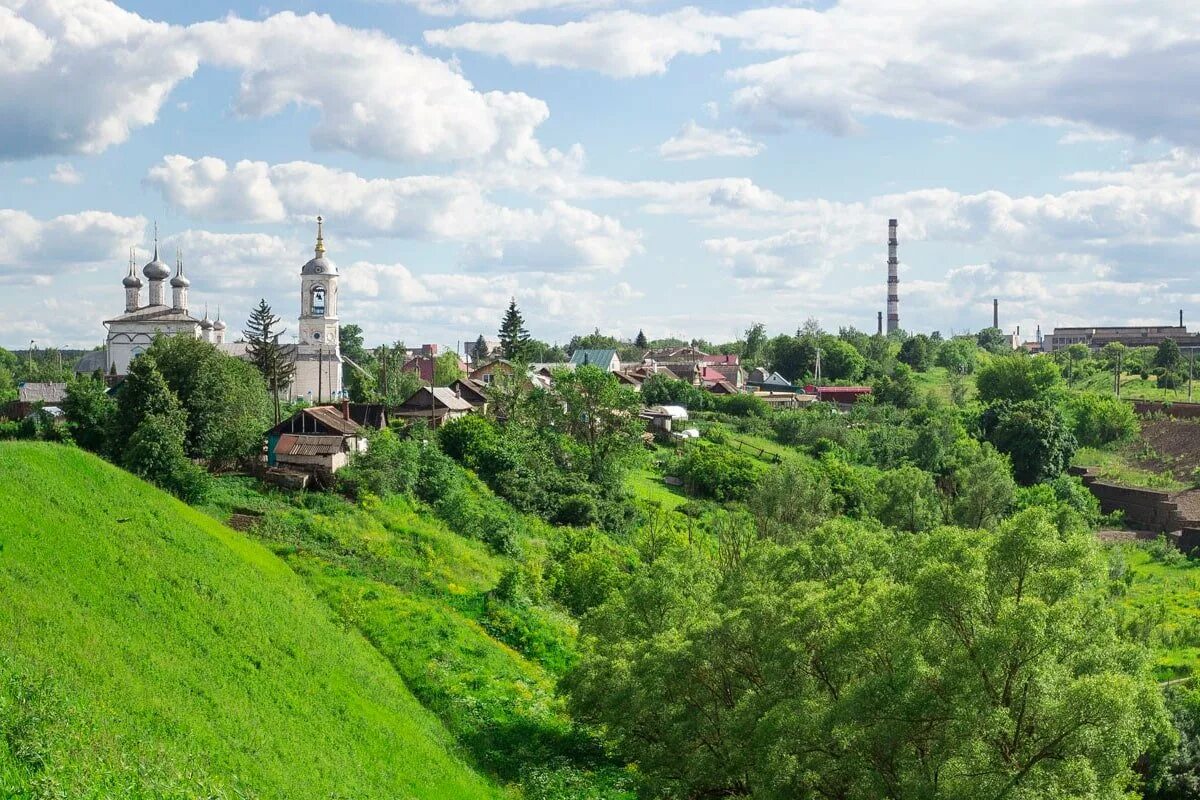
top-left (568, 348), bottom-right (620, 372)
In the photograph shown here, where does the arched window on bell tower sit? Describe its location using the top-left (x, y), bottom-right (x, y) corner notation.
top-left (311, 285), bottom-right (326, 316)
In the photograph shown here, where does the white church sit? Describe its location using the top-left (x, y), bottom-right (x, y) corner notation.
top-left (99, 218), bottom-right (343, 402)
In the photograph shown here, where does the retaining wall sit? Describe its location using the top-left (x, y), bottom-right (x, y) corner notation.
top-left (1069, 466), bottom-right (1192, 532)
top-left (1132, 400), bottom-right (1200, 419)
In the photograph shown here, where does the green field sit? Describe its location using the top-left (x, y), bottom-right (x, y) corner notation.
top-left (0, 442), bottom-right (501, 800)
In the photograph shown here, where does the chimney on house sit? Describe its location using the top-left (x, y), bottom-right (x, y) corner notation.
top-left (341, 398), bottom-right (350, 420)
top-left (993, 298), bottom-right (999, 329)
top-left (886, 220), bottom-right (899, 334)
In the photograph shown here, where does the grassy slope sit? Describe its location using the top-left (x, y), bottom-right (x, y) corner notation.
top-left (1115, 545), bottom-right (1200, 680)
top-left (0, 442), bottom-right (501, 800)
top-left (199, 476), bottom-right (628, 797)
top-left (1073, 446), bottom-right (1187, 490)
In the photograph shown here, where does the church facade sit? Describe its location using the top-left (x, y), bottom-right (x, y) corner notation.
top-left (101, 219), bottom-right (342, 402)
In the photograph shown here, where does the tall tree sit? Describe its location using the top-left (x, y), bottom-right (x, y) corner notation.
top-left (62, 374), bottom-right (116, 455)
top-left (471, 334), bottom-right (489, 363)
top-left (244, 299), bottom-right (295, 424)
top-left (567, 509), bottom-right (1170, 800)
top-left (498, 298), bottom-right (532, 361)
top-left (743, 322), bottom-right (767, 366)
top-left (528, 365), bottom-right (643, 485)
top-left (432, 351), bottom-right (465, 386)
top-left (109, 356), bottom-right (183, 451)
top-left (634, 329), bottom-right (648, 350)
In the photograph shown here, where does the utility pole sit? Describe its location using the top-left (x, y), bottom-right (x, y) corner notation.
top-left (1114, 350), bottom-right (1122, 397)
top-left (1190, 349), bottom-right (1195, 402)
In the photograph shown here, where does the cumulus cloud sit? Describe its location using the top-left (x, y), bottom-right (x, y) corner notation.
top-left (0, 2), bottom-right (552, 163)
top-left (0, 210), bottom-right (144, 279)
top-left (425, 9), bottom-right (721, 77)
top-left (658, 120), bottom-right (763, 161)
top-left (144, 155), bottom-right (641, 272)
top-left (49, 163), bottom-right (83, 185)
top-left (397, 0), bottom-right (623, 18)
top-left (420, 0), bottom-right (1200, 144)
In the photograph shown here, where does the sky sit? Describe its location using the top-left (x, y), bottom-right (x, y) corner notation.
top-left (2, 0), bottom-right (1200, 352)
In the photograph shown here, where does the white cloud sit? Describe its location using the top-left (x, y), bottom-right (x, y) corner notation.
top-left (0, 3), bottom-right (553, 163)
top-left (658, 120), bottom-right (763, 161)
top-left (0, 209), bottom-right (144, 294)
top-left (425, 9), bottom-right (721, 77)
top-left (419, 0), bottom-right (1200, 145)
top-left (144, 155), bottom-right (641, 272)
top-left (49, 163), bottom-right (83, 185)
top-left (397, 0), bottom-right (623, 18)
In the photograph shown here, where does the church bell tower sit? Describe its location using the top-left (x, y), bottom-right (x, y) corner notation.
top-left (299, 216), bottom-right (339, 348)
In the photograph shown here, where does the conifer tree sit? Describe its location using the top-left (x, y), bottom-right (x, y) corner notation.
top-left (498, 298), bottom-right (532, 361)
top-left (244, 299), bottom-right (295, 424)
top-left (635, 329), bottom-right (648, 350)
top-left (472, 334), bottom-right (489, 363)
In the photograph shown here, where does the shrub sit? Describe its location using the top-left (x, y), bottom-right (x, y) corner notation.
top-left (338, 428), bottom-right (419, 499)
top-left (975, 356), bottom-right (1063, 403)
top-left (669, 442), bottom-right (765, 502)
top-left (438, 414), bottom-right (498, 465)
top-left (1063, 393), bottom-right (1139, 448)
top-left (716, 393), bottom-right (769, 418)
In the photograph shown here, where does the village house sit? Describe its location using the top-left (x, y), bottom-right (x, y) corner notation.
top-left (392, 386), bottom-right (475, 428)
top-left (469, 358), bottom-right (516, 385)
top-left (3, 382), bottom-right (68, 420)
top-left (401, 344), bottom-right (467, 383)
top-left (807, 385), bottom-right (873, 407)
top-left (448, 377), bottom-right (489, 411)
top-left (568, 349), bottom-right (621, 372)
top-left (265, 402), bottom-right (370, 483)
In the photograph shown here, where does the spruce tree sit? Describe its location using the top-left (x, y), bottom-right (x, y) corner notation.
top-left (472, 334), bottom-right (489, 363)
top-left (498, 298), bottom-right (531, 361)
top-left (635, 329), bottom-right (648, 350)
top-left (243, 299), bottom-right (295, 424)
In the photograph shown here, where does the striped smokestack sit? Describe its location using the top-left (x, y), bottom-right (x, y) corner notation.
top-left (887, 219), bottom-right (899, 334)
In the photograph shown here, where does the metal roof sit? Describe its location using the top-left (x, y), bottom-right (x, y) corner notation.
top-left (569, 349), bottom-right (619, 367)
top-left (275, 434), bottom-right (347, 457)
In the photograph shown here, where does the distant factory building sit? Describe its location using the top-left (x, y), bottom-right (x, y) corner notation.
top-left (1045, 313), bottom-right (1200, 352)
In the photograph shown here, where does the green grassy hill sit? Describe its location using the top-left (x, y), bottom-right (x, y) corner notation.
top-left (0, 442), bottom-right (502, 800)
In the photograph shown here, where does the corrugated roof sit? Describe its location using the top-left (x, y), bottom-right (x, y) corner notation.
top-left (303, 405), bottom-right (364, 435)
top-left (569, 349), bottom-right (618, 367)
top-left (275, 434), bottom-right (347, 456)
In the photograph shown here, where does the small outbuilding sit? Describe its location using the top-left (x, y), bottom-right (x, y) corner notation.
top-left (265, 403), bottom-right (367, 480)
top-left (392, 386), bottom-right (475, 428)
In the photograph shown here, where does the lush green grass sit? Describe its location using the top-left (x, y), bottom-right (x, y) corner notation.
top-left (1074, 446), bottom-right (1187, 490)
top-left (0, 442), bottom-right (502, 800)
top-left (1113, 544), bottom-right (1200, 680)
top-left (627, 466), bottom-right (687, 510)
top-left (201, 474), bottom-right (632, 798)
top-left (911, 366), bottom-right (975, 403)
top-left (1076, 370), bottom-right (1199, 402)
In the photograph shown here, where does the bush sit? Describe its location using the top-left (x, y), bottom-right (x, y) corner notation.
top-left (716, 393), bottom-right (769, 418)
top-left (338, 428), bottom-right (419, 499)
top-left (1063, 393), bottom-right (1139, 448)
top-left (669, 442), bottom-right (765, 502)
top-left (438, 414), bottom-right (499, 464)
top-left (976, 356), bottom-right (1063, 403)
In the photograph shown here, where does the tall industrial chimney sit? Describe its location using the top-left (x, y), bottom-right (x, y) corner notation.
top-left (886, 219), bottom-right (899, 334)
top-left (1181, 309), bottom-right (1184, 328)
top-left (877, 311), bottom-right (883, 336)
top-left (993, 298), bottom-right (999, 329)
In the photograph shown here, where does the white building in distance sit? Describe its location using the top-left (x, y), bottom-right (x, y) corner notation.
top-left (100, 219), bottom-right (343, 402)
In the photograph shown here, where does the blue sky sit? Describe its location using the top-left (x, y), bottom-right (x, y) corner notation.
top-left (2, 0), bottom-right (1198, 352)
